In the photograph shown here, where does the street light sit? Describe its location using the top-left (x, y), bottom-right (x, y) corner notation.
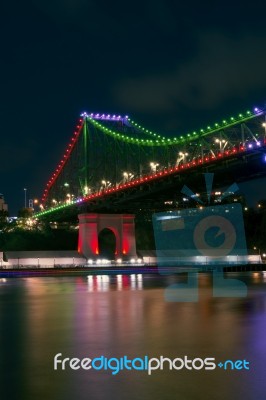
top-left (23, 188), bottom-right (27, 208)
top-left (176, 152), bottom-right (188, 166)
top-left (215, 138), bottom-right (227, 153)
top-left (84, 186), bottom-right (90, 195)
top-left (123, 172), bottom-right (134, 182)
top-left (101, 180), bottom-right (111, 190)
top-left (150, 162), bottom-right (159, 173)
top-left (66, 193), bottom-right (71, 204)
top-left (262, 122), bottom-right (266, 140)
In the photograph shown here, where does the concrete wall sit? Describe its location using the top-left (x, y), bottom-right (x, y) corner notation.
top-left (2, 256), bottom-right (86, 268)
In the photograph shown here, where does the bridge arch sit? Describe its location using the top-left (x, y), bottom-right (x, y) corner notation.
top-left (98, 227), bottom-right (117, 258)
top-left (78, 213), bottom-right (137, 260)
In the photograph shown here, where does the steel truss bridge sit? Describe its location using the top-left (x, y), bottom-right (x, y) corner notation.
top-left (36, 105), bottom-right (266, 220)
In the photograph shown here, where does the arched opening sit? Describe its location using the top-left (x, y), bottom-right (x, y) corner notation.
top-left (98, 228), bottom-right (116, 259)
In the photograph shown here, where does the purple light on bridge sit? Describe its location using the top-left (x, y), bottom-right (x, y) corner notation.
top-left (254, 107), bottom-right (263, 115)
top-left (257, 141), bottom-right (261, 146)
top-left (248, 143), bottom-right (253, 148)
top-left (83, 113), bottom-right (128, 121)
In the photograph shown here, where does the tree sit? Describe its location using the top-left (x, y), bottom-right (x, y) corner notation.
top-left (17, 207), bottom-right (33, 218)
top-left (0, 210), bottom-right (8, 230)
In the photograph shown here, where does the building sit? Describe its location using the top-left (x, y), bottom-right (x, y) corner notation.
top-left (0, 194), bottom-right (8, 212)
top-left (1, 250), bottom-right (86, 268)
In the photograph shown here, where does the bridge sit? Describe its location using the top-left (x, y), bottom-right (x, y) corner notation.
top-left (35, 104), bottom-right (266, 220)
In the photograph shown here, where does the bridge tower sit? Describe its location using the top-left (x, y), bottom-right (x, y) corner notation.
top-left (78, 213), bottom-right (137, 259)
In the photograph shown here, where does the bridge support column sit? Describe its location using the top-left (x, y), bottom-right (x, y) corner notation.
top-left (78, 213), bottom-right (137, 259)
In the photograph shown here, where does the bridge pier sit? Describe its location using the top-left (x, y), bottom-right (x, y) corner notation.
top-left (78, 213), bottom-right (137, 259)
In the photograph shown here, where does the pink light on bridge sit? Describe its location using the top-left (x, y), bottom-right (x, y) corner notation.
top-left (38, 138), bottom-right (263, 215)
top-left (40, 118), bottom-right (84, 204)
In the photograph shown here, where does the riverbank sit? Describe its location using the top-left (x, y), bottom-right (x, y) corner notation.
top-left (0, 263), bottom-right (265, 278)
top-left (0, 265), bottom-right (158, 278)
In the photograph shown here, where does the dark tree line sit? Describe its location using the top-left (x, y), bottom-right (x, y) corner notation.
top-left (0, 205), bottom-right (266, 252)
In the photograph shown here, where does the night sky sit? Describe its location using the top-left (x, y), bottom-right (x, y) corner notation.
top-left (1, 1), bottom-right (266, 214)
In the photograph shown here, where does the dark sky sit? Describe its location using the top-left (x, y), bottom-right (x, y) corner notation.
top-left (1, 0), bottom-right (266, 214)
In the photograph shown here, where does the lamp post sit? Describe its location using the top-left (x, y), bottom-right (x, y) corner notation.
top-left (262, 121), bottom-right (266, 141)
top-left (123, 172), bottom-right (134, 183)
top-left (176, 152), bottom-right (188, 166)
top-left (123, 172), bottom-right (129, 182)
top-left (150, 162), bottom-right (159, 173)
top-left (215, 138), bottom-right (227, 153)
top-left (23, 188), bottom-right (27, 208)
top-left (101, 180), bottom-right (111, 190)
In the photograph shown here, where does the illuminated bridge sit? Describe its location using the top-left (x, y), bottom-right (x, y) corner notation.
top-left (36, 105), bottom-right (266, 220)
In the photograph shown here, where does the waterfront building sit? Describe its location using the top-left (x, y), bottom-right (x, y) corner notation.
top-left (0, 194), bottom-right (8, 212)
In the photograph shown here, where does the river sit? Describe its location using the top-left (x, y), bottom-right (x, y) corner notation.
top-left (1, 272), bottom-right (266, 400)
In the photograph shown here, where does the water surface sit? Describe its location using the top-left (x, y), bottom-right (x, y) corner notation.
top-left (1, 272), bottom-right (266, 400)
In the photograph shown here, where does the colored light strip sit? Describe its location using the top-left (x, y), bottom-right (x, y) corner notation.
top-left (81, 112), bottom-right (129, 122)
top-left (40, 105), bottom-right (265, 208)
top-left (127, 118), bottom-right (164, 139)
top-left (40, 118), bottom-right (84, 204)
top-left (35, 138), bottom-right (265, 218)
top-left (86, 108), bottom-right (264, 147)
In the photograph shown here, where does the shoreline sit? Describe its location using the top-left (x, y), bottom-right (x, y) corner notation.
top-left (0, 263), bottom-right (265, 278)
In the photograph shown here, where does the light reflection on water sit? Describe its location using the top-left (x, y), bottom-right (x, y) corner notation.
top-left (87, 274), bottom-right (143, 292)
top-left (0, 272), bottom-right (266, 400)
